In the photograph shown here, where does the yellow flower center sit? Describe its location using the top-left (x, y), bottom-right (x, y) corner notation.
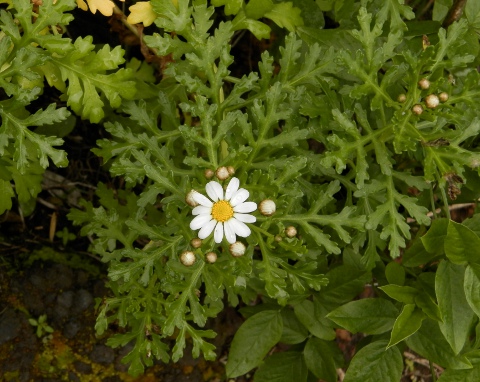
top-left (211, 200), bottom-right (234, 222)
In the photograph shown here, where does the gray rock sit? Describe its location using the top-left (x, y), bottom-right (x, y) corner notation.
top-left (90, 344), bottom-right (115, 364)
top-left (71, 289), bottom-right (93, 314)
top-left (0, 309), bottom-right (21, 344)
top-left (74, 360), bottom-right (92, 374)
top-left (57, 290), bottom-right (74, 309)
top-left (63, 319), bottom-right (82, 339)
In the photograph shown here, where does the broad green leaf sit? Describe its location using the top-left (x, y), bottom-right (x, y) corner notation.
top-left (402, 237), bottom-right (440, 267)
top-left (317, 265), bottom-right (372, 310)
top-left (438, 366), bottom-right (480, 382)
top-left (343, 340), bottom-right (403, 382)
top-left (303, 337), bottom-right (338, 382)
top-left (280, 308), bottom-right (308, 345)
top-left (253, 352), bottom-right (308, 382)
top-left (466, 0), bottom-right (480, 29)
top-left (388, 304), bottom-right (425, 348)
top-left (226, 310), bottom-right (283, 378)
top-left (294, 300), bottom-right (335, 340)
top-left (327, 298), bottom-right (398, 335)
top-left (445, 220), bottom-right (480, 264)
top-left (379, 284), bottom-right (418, 304)
top-left (421, 218), bottom-right (449, 254)
top-left (406, 319), bottom-right (472, 369)
top-left (464, 264), bottom-right (480, 317)
top-left (436, 261), bottom-right (474, 354)
top-left (415, 292), bottom-right (442, 322)
top-left (385, 261), bottom-right (405, 285)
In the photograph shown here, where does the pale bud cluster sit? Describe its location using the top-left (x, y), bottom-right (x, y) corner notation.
top-left (285, 226), bottom-right (297, 238)
top-left (180, 251), bottom-right (196, 266)
top-left (259, 199), bottom-right (276, 216)
top-left (215, 166), bottom-right (235, 180)
top-left (229, 241), bottom-right (246, 257)
top-left (185, 190), bottom-right (199, 207)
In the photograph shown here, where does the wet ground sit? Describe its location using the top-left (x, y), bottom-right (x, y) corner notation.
top-left (0, 252), bottom-right (249, 382)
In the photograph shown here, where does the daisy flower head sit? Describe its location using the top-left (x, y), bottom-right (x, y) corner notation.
top-left (189, 177), bottom-right (257, 244)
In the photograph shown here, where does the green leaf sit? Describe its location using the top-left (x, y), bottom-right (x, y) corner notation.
top-left (415, 292), bottom-right (442, 322)
top-left (294, 300), bottom-right (335, 340)
top-left (327, 298), bottom-right (398, 335)
top-left (0, 179), bottom-right (14, 214)
top-left (466, 0), bottom-right (480, 29)
top-left (436, 260), bottom-right (474, 354)
top-left (421, 218), bottom-right (449, 254)
top-left (317, 265), bottom-right (372, 310)
top-left (264, 2), bottom-right (304, 32)
top-left (226, 310), bottom-right (283, 378)
top-left (445, 220), bottom-right (480, 264)
top-left (343, 340), bottom-right (403, 382)
top-left (385, 261), bottom-right (405, 285)
top-left (303, 337), bottom-right (338, 382)
top-left (464, 264), bottom-right (480, 318)
top-left (406, 319), bottom-right (473, 369)
top-left (402, 237), bottom-right (440, 267)
top-left (379, 284), bottom-right (418, 304)
top-left (437, 365), bottom-right (480, 382)
top-left (48, 37), bottom-right (136, 123)
top-left (388, 304), bottom-right (425, 348)
top-left (212, 0), bottom-right (243, 15)
top-left (245, 0), bottom-right (273, 19)
top-left (254, 352), bottom-right (308, 382)
top-left (280, 308), bottom-right (309, 345)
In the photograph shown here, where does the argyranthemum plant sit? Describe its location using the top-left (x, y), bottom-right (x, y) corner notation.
top-left (189, 177), bottom-right (257, 244)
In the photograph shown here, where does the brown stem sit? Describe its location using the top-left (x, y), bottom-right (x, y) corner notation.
top-left (112, 5), bottom-right (160, 57)
top-left (442, 0), bottom-right (467, 28)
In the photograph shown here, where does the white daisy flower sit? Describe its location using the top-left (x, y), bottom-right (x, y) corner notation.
top-left (189, 177), bottom-right (257, 244)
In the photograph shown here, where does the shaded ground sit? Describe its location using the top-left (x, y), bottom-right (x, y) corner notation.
top-left (0, 253), bottom-right (248, 382)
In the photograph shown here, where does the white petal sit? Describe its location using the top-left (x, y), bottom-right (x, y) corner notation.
top-left (225, 177), bottom-right (240, 201)
top-left (206, 181), bottom-right (224, 201)
top-left (231, 219), bottom-right (251, 238)
top-left (230, 188), bottom-right (249, 207)
top-left (198, 219), bottom-right (217, 239)
top-left (224, 220), bottom-right (237, 244)
top-left (190, 214), bottom-right (212, 230)
top-left (233, 213), bottom-right (256, 223)
top-left (192, 191), bottom-right (213, 207)
top-left (192, 205), bottom-right (212, 216)
top-left (234, 201), bottom-right (257, 213)
top-left (214, 222), bottom-right (224, 243)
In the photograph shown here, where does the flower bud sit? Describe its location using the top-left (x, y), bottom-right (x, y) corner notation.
top-left (285, 226), bottom-right (297, 238)
top-left (229, 241), bottom-right (246, 257)
top-left (439, 92), bottom-right (449, 103)
top-left (216, 166), bottom-right (230, 180)
top-left (412, 104), bottom-right (423, 115)
top-left (227, 166), bottom-right (235, 175)
top-left (206, 252), bottom-right (217, 263)
top-left (425, 94), bottom-right (439, 109)
top-left (180, 251), bottom-right (196, 266)
top-left (418, 78), bottom-right (430, 90)
top-left (185, 190), bottom-right (199, 207)
top-left (275, 235), bottom-right (282, 242)
top-left (204, 169), bottom-right (214, 179)
top-left (259, 199), bottom-right (276, 216)
top-left (397, 94), bottom-right (406, 103)
top-left (191, 238), bottom-right (202, 248)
